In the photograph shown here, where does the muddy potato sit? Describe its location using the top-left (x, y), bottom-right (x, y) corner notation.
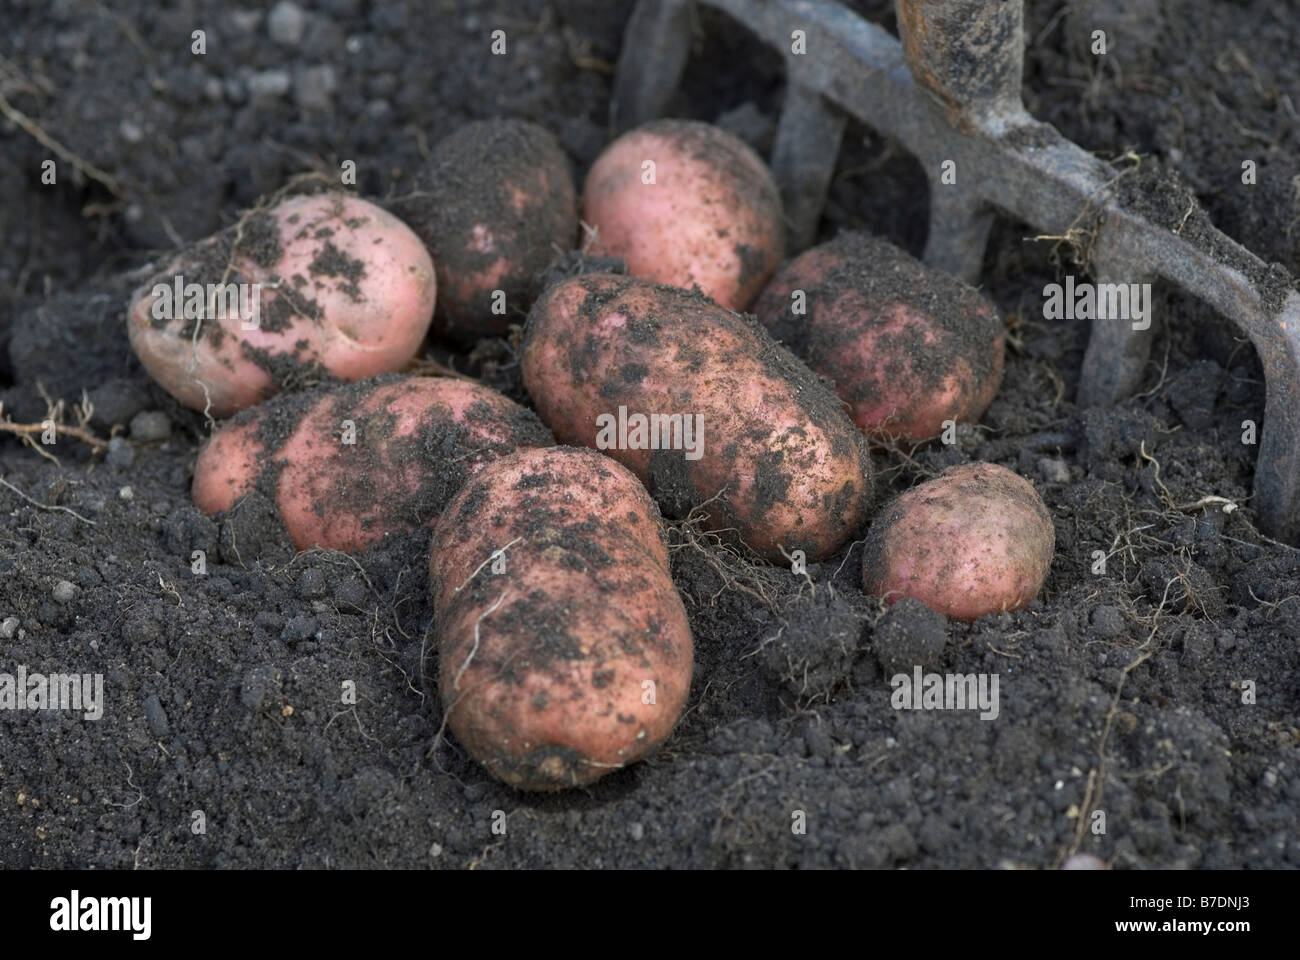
top-left (862, 462), bottom-right (1054, 620)
top-left (429, 446), bottom-right (693, 791)
top-left (393, 119), bottom-right (577, 341)
top-left (754, 232), bottom-right (1005, 441)
top-left (129, 191), bottom-right (436, 417)
top-left (521, 273), bottom-right (872, 561)
top-left (582, 119), bottom-right (784, 311)
top-left (193, 375), bottom-right (554, 552)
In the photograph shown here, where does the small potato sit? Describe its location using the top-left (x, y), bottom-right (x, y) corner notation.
top-left (193, 375), bottom-right (553, 552)
top-left (393, 119), bottom-right (577, 341)
top-left (129, 191), bottom-right (436, 417)
top-left (862, 462), bottom-right (1054, 620)
top-left (429, 446), bottom-right (693, 791)
top-left (583, 119), bottom-right (784, 311)
top-left (521, 273), bottom-right (872, 561)
top-left (754, 232), bottom-right (1004, 441)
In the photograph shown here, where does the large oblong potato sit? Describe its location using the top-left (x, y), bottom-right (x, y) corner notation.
top-left (862, 462), bottom-right (1055, 620)
top-left (583, 119), bottom-right (784, 311)
top-left (129, 191), bottom-right (436, 417)
top-left (192, 375), bottom-right (554, 552)
top-left (521, 273), bottom-right (872, 561)
top-left (429, 446), bottom-right (693, 791)
top-left (754, 231), bottom-right (1005, 442)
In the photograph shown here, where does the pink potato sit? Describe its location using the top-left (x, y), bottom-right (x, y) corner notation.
top-left (393, 119), bottom-right (577, 341)
top-left (129, 191), bottom-right (437, 417)
top-left (582, 119), bottom-right (784, 311)
top-left (193, 375), bottom-right (554, 552)
top-left (429, 446), bottom-right (693, 790)
top-left (862, 462), bottom-right (1054, 620)
top-left (521, 273), bottom-right (872, 561)
top-left (754, 232), bottom-right (1004, 442)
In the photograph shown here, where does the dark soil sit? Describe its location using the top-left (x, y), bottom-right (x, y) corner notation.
top-left (2, 0), bottom-right (1299, 870)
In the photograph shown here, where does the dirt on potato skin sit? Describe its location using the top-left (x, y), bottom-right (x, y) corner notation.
top-left (391, 119), bottom-right (579, 341)
top-left (584, 118), bottom-right (787, 305)
top-left (429, 447), bottom-right (688, 791)
top-left (2, 0), bottom-right (1299, 871)
top-left (522, 273), bottom-right (872, 560)
top-left (753, 231), bottom-right (1005, 439)
top-left (624, 118), bottom-right (786, 295)
top-left (210, 373), bottom-right (557, 547)
top-left (131, 187), bottom-right (376, 409)
top-left (861, 462), bottom-right (1057, 620)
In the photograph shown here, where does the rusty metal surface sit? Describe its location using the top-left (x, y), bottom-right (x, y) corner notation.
top-left (612, 0), bottom-right (1300, 544)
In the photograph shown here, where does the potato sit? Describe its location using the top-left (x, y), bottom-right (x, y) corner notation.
top-left (521, 273), bottom-right (872, 561)
top-left (582, 119), bottom-right (784, 311)
top-left (193, 375), bottom-right (553, 552)
top-left (393, 119), bottom-right (577, 341)
top-left (129, 191), bottom-right (436, 417)
top-left (862, 462), bottom-right (1054, 620)
top-left (754, 232), bottom-right (1004, 441)
top-left (429, 446), bottom-right (692, 790)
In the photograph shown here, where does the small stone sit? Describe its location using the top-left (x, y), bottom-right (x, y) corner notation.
top-left (1090, 605), bottom-right (1126, 638)
top-left (294, 64), bottom-right (336, 111)
top-left (87, 379), bottom-right (151, 430)
top-left (52, 580), bottom-right (77, 604)
top-left (267, 1), bottom-right (306, 45)
top-left (0, 617), bottom-right (19, 639)
top-left (248, 70), bottom-right (291, 99)
top-left (873, 598), bottom-right (947, 675)
top-left (106, 436), bottom-right (135, 469)
top-left (118, 486), bottom-right (134, 501)
top-left (334, 577), bottom-right (368, 610)
top-left (240, 666), bottom-right (281, 710)
top-left (130, 410), bottom-right (171, 443)
top-left (73, 490), bottom-right (106, 515)
top-left (123, 616), bottom-right (162, 645)
top-left (143, 695), bottom-right (170, 737)
top-left (281, 614), bottom-right (317, 643)
top-left (229, 9), bottom-right (262, 33)
top-left (1061, 853), bottom-right (1107, 870)
top-left (119, 120), bottom-right (144, 143)
top-left (1182, 629), bottom-right (1214, 665)
top-left (296, 567), bottom-right (327, 599)
top-left (1038, 457), bottom-right (1071, 484)
top-left (629, 822), bottom-right (644, 841)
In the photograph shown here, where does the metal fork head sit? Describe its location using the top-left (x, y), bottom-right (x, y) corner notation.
top-left (613, 0), bottom-right (1300, 544)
